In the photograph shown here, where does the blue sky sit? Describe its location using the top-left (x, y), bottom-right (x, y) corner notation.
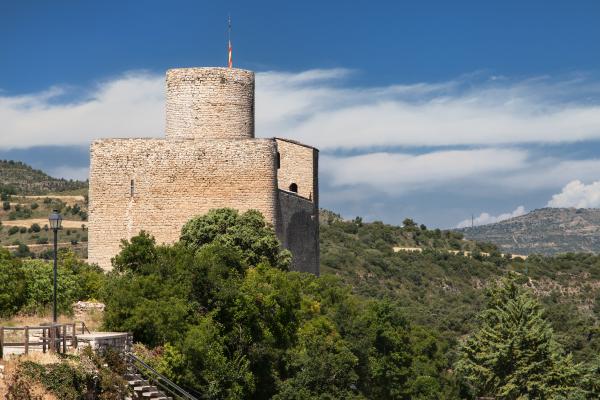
top-left (2, 0), bottom-right (600, 227)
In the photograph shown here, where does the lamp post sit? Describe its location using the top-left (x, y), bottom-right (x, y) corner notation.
top-left (48, 210), bottom-right (62, 323)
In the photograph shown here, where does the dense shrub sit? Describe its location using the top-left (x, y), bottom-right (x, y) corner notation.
top-left (0, 249), bottom-right (105, 317)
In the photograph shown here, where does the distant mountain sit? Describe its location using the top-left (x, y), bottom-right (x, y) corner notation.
top-left (456, 208), bottom-right (600, 255)
top-left (0, 160), bottom-right (88, 195)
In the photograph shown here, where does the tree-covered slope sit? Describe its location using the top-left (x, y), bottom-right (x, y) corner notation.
top-left (0, 160), bottom-right (87, 195)
top-left (456, 207), bottom-right (600, 255)
top-left (320, 216), bottom-right (600, 363)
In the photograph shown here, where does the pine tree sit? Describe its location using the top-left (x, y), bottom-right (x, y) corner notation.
top-left (456, 274), bottom-right (585, 399)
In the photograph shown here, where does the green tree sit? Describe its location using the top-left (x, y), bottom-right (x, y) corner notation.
top-left (0, 249), bottom-right (27, 317)
top-left (275, 316), bottom-right (360, 400)
top-left (456, 274), bottom-right (585, 399)
top-left (180, 208), bottom-right (291, 270)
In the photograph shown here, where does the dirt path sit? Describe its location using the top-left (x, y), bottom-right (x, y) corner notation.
top-left (21, 195), bottom-right (85, 205)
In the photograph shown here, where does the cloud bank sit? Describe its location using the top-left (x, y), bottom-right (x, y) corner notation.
top-left (4, 69), bottom-right (600, 150)
top-left (547, 180), bottom-right (600, 208)
top-left (456, 206), bottom-right (527, 228)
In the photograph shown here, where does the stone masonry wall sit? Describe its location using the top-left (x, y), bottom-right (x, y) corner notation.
top-left (278, 190), bottom-right (320, 275)
top-left (89, 138), bottom-right (278, 270)
top-left (165, 68), bottom-right (255, 140)
top-left (275, 138), bottom-right (318, 204)
top-left (275, 138), bottom-right (319, 274)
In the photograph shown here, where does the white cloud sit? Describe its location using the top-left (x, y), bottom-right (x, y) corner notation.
top-left (547, 180), bottom-right (600, 208)
top-left (3, 69), bottom-right (600, 151)
top-left (323, 148), bottom-right (528, 194)
top-left (456, 205), bottom-right (526, 228)
top-left (255, 71), bottom-right (600, 150)
top-left (0, 71), bottom-right (165, 149)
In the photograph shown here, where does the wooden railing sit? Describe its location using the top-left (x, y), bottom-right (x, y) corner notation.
top-left (0, 321), bottom-right (90, 358)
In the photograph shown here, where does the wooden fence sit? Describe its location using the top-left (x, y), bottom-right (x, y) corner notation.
top-left (0, 321), bottom-right (90, 358)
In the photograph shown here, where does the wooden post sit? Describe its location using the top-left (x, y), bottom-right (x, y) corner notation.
top-left (42, 327), bottom-right (47, 353)
top-left (0, 327), bottom-right (4, 359)
top-left (24, 326), bottom-right (29, 355)
top-left (49, 325), bottom-right (55, 353)
top-left (62, 325), bottom-right (67, 353)
top-left (72, 323), bottom-right (76, 350)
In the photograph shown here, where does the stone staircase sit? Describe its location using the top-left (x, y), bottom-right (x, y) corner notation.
top-left (125, 371), bottom-right (172, 399)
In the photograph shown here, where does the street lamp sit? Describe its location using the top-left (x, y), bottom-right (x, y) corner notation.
top-left (48, 210), bottom-right (62, 323)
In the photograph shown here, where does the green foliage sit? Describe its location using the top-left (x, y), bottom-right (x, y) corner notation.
top-left (14, 242), bottom-right (33, 258)
top-left (456, 274), bottom-right (585, 398)
top-left (0, 248), bottom-right (27, 317)
top-left (180, 208), bottom-right (291, 270)
top-left (111, 230), bottom-right (158, 273)
top-left (0, 249), bottom-right (105, 317)
top-left (104, 209), bottom-right (455, 399)
top-left (7, 226), bottom-right (18, 235)
top-left (2, 200), bottom-right (10, 210)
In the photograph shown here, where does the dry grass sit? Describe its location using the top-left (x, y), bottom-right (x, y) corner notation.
top-left (1, 306), bottom-right (104, 332)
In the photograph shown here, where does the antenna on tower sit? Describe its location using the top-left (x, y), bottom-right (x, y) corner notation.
top-left (471, 214), bottom-right (474, 228)
top-left (227, 14), bottom-right (233, 68)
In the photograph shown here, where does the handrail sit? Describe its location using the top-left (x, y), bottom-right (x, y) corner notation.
top-left (125, 352), bottom-right (199, 400)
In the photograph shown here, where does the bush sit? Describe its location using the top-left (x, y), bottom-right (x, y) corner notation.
top-left (0, 249), bottom-right (27, 317)
top-left (2, 201), bottom-right (10, 211)
top-left (14, 243), bottom-right (33, 258)
top-left (30, 223), bottom-right (41, 233)
top-left (30, 202), bottom-right (39, 210)
top-left (8, 226), bottom-right (19, 235)
top-left (19, 226), bottom-right (27, 234)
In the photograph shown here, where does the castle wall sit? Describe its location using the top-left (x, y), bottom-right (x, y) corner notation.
top-left (275, 138), bottom-right (319, 274)
top-left (165, 68), bottom-right (255, 140)
top-left (88, 137), bottom-right (278, 270)
top-left (278, 190), bottom-right (319, 275)
top-left (275, 138), bottom-right (318, 204)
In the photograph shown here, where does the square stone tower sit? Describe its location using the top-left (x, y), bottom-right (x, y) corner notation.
top-left (88, 67), bottom-right (319, 274)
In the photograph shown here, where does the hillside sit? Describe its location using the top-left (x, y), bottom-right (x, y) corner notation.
top-left (0, 160), bottom-right (87, 195)
top-left (456, 207), bottom-right (600, 255)
top-left (320, 216), bottom-right (600, 363)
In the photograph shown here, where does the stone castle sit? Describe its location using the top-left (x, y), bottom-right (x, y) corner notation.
top-left (88, 67), bottom-right (319, 274)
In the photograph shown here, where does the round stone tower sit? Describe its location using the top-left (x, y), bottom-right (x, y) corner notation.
top-left (165, 67), bottom-right (255, 140)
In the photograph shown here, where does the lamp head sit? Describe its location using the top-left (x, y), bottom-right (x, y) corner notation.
top-left (48, 210), bottom-right (62, 230)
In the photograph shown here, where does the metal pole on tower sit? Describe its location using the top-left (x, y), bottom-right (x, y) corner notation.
top-left (228, 15), bottom-right (232, 68)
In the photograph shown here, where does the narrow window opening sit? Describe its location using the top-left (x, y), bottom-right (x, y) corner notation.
top-left (289, 183), bottom-right (298, 193)
top-left (276, 152), bottom-right (281, 169)
top-left (130, 179), bottom-right (135, 196)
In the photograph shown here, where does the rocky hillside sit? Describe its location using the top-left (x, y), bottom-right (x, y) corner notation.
top-left (457, 208), bottom-right (600, 255)
top-left (0, 160), bottom-right (87, 195)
